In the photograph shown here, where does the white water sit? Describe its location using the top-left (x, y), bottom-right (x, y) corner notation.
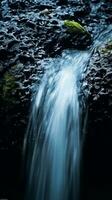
top-left (22, 25), bottom-right (112, 200)
top-left (24, 50), bottom-right (90, 200)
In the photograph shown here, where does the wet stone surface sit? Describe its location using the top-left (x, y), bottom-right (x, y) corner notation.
top-left (85, 41), bottom-right (112, 128)
top-left (0, 0), bottom-right (111, 150)
top-left (81, 40), bottom-right (112, 199)
top-left (0, 0), bottom-right (112, 199)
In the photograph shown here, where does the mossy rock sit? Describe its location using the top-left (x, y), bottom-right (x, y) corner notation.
top-left (107, 42), bottom-right (112, 50)
top-left (0, 72), bottom-right (18, 105)
top-left (64, 20), bottom-right (91, 37)
top-left (60, 20), bottom-right (92, 50)
top-left (100, 41), bottom-right (112, 54)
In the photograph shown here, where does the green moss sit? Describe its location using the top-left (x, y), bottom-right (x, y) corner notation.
top-left (106, 42), bottom-right (112, 50)
top-left (64, 20), bottom-right (90, 36)
top-left (2, 72), bottom-right (17, 103)
top-left (100, 41), bottom-right (112, 54)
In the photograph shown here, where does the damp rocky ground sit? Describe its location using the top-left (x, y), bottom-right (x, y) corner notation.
top-left (81, 38), bottom-right (112, 200)
top-left (0, 0), bottom-right (112, 199)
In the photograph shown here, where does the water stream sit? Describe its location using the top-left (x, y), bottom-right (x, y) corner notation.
top-left (24, 50), bottom-right (90, 200)
top-left (23, 26), bottom-right (112, 200)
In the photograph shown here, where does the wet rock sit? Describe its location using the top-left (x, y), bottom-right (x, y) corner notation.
top-left (7, 39), bottom-right (19, 49)
top-left (61, 29), bottom-right (92, 50)
top-left (37, 4), bottom-right (54, 10)
top-left (0, 48), bottom-right (8, 60)
top-left (9, 0), bottom-right (27, 10)
top-left (91, 0), bottom-right (100, 3)
top-left (57, 0), bottom-right (68, 6)
top-left (26, 20), bottom-right (36, 29)
top-left (82, 40), bottom-right (112, 192)
top-left (0, 0), bottom-right (111, 152)
top-left (0, 0), bottom-right (112, 198)
top-left (19, 54), bottom-right (35, 64)
top-left (74, 5), bottom-right (91, 17)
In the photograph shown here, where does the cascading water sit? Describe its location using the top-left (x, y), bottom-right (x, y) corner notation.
top-left (23, 25), bottom-right (112, 200)
top-left (24, 50), bottom-right (90, 200)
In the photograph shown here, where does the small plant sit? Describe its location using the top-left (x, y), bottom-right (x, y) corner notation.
top-left (64, 20), bottom-right (90, 36)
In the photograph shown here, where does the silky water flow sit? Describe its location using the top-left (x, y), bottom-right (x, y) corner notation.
top-left (23, 26), bottom-right (112, 200)
top-left (23, 50), bottom-right (90, 200)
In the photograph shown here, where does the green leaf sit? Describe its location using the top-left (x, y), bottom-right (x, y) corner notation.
top-left (64, 20), bottom-right (90, 36)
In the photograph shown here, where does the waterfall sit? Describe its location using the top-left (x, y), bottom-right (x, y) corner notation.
top-left (24, 50), bottom-right (90, 200)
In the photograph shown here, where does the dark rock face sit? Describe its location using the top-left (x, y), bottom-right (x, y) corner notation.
top-left (85, 41), bottom-right (112, 126)
top-left (81, 41), bottom-right (112, 200)
top-left (86, 43), bottom-right (112, 123)
top-left (0, 0), bottom-right (112, 199)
